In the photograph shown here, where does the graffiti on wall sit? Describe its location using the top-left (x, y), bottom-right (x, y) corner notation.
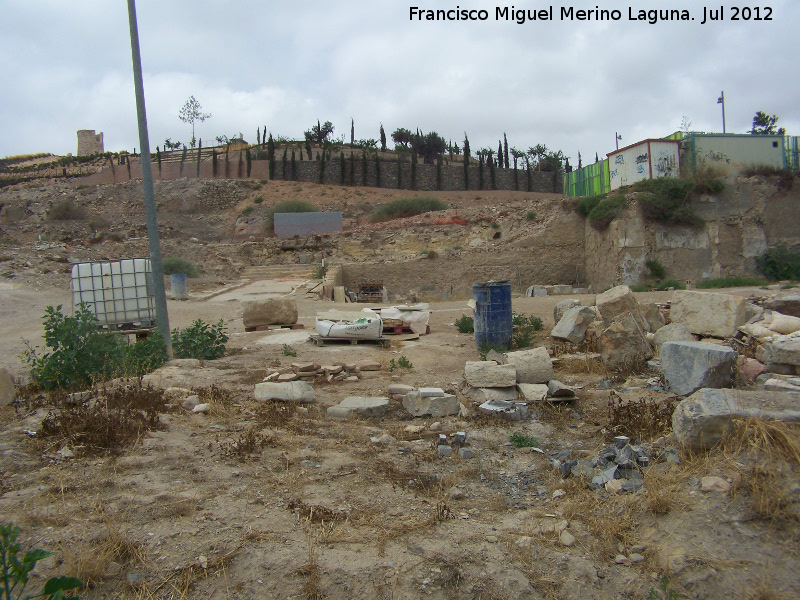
top-left (635, 153), bottom-right (648, 164)
top-left (654, 153), bottom-right (677, 178)
top-left (615, 154), bottom-right (625, 164)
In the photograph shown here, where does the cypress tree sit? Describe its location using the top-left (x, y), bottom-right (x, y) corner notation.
top-left (349, 152), bottom-right (355, 186)
top-left (362, 150), bottom-right (367, 186)
top-left (263, 126), bottom-right (267, 149)
top-left (212, 148), bottom-right (217, 177)
top-left (351, 118), bottom-right (355, 145)
top-left (156, 147), bottom-right (162, 176)
top-left (375, 154), bottom-right (381, 188)
top-left (478, 154), bottom-right (484, 190)
top-left (503, 133), bottom-right (509, 169)
top-left (224, 145), bottom-right (230, 178)
top-left (237, 150), bottom-right (243, 178)
top-left (463, 134), bottom-right (470, 190)
top-left (267, 134), bottom-right (275, 179)
top-left (291, 150), bottom-right (297, 181)
top-left (281, 147), bottom-right (288, 179)
top-left (379, 123), bottom-right (386, 151)
top-left (246, 148), bottom-right (252, 178)
top-left (257, 129), bottom-right (261, 146)
top-left (319, 150), bottom-right (326, 184)
top-left (340, 152), bottom-right (346, 185)
top-left (498, 141), bottom-right (503, 168)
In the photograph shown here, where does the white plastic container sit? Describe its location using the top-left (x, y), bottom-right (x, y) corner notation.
top-left (71, 258), bottom-right (155, 328)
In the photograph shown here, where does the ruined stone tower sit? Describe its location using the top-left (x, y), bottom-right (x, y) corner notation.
top-left (77, 130), bottom-right (104, 156)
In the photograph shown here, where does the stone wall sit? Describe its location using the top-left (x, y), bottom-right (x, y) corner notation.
top-left (77, 130), bottom-right (104, 156)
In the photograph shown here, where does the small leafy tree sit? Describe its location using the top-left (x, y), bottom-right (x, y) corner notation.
top-left (750, 111), bottom-right (786, 135)
top-left (171, 319), bottom-right (228, 360)
top-left (305, 120), bottom-right (335, 145)
top-left (178, 95), bottom-right (211, 148)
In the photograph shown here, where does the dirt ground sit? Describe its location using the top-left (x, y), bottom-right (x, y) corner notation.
top-left (1, 175), bottom-right (799, 600)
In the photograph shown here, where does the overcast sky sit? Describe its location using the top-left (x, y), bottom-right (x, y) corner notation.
top-left (1, 0), bottom-right (797, 167)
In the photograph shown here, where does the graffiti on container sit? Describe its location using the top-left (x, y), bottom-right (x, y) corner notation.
top-left (615, 154), bottom-right (625, 164)
top-left (637, 165), bottom-right (645, 174)
top-left (610, 168), bottom-right (619, 179)
top-left (635, 153), bottom-right (648, 164)
top-left (654, 153), bottom-right (677, 177)
top-left (702, 150), bottom-right (731, 165)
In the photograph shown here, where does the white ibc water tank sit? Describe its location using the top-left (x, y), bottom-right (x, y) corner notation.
top-left (71, 258), bottom-right (155, 327)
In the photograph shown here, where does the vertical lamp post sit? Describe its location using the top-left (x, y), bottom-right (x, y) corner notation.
top-left (127, 0), bottom-right (172, 356)
top-left (717, 91), bottom-right (726, 133)
top-left (615, 132), bottom-right (622, 150)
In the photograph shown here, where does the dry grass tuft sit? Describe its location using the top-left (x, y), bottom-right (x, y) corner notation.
top-left (606, 392), bottom-right (676, 442)
top-left (219, 427), bottom-right (273, 459)
top-left (63, 520), bottom-right (144, 587)
top-left (288, 499), bottom-right (350, 523)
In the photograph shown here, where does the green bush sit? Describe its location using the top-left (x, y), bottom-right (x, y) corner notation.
top-left (634, 178), bottom-right (704, 226)
top-left (171, 319), bottom-right (228, 360)
top-left (372, 196), bottom-right (448, 221)
top-left (266, 200), bottom-right (318, 231)
top-left (240, 205), bottom-right (254, 216)
top-left (1, 522), bottom-right (83, 600)
top-left (526, 211), bottom-right (537, 220)
top-left (282, 344), bottom-right (297, 357)
top-left (512, 313), bottom-right (544, 349)
top-left (47, 200), bottom-right (85, 221)
top-left (645, 259), bottom-right (666, 279)
top-left (454, 315), bottom-right (474, 334)
top-left (588, 194), bottom-right (625, 229)
top-left (756, 244), bottom-right (800, 281)
top-left (509, 433), bottom-right (540, 448)
top-left (576, 194), bottom-right (604, 216)
top-left (253, 196), bottom-right (264, 203)
top-left (697, 276), bottom-right (766, 289)
top-left (161, 257), bottom-right (200, 278)
top-left (22, 305), bottom-right (168, 391)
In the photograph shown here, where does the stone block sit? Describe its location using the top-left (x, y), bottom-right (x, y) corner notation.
top-left (765, 293), bottom-right (800, 318)
top-left (505, 347), bottom-right (554, 384)
top-left (464, 361), bottom-right (517, 388)
top-left (402, 391), bottom-right (460, 417)
top-left (672, 388), bottom-right (800, 451)
top-left (660, 341), bottom-right (738, 396)
top-left (0, 366), bottom-right (16, 406)
top-left (336, 396), bottom-right (390, 418)
top-left (652, 323), bottom-right (695, 352)
top-left (352, 359), bottom-right (381, 371)
top-left (551, 306), bottom-right (596, 345)
top-left (326, 406), bottom-right (354, 421)
top-left (552, 285), bottom-right (572, 295)
top-left (254, 381), bottom-right (315, 403)
top-left (553, 299), bottom-right (580, 325)
top-left (242, 298), bottom-right (298, 328)
top-left (597, 285), bottom-right (646, 330)
top-left (547, 380), bottom-right (576, 398)
top-left (670, 290), bottom-right (746, 338)
top-left (516, 383), bottom-right (549, 403)
top-left (762, 336), bottom-right (800, 366)
top-left (599, 312), bottom-right (653, 373)
top-left (388, 383), bottom-right (414, 396)
top-left (465, 386), bottom-right (519, 404)
top-left (642, 303), bottom-right (665, 333)
top-left (419, 387), bottom-right (445, 397)
top-left (478, 400), bottom-right (529, 420)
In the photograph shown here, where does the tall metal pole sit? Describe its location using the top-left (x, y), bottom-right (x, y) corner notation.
top-left (127, 0), bottom-right (172, 356)
top-left (717, 91), bottom-right (726, 133)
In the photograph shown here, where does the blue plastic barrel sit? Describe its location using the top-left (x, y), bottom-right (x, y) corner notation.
top-left (170, 273), bottom-right (188, 300)
top-left (472, 281), bottom-right (513, 350)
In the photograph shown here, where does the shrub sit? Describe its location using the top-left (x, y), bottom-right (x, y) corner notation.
top-left (576, 194), bottom-right (604, 216)
top-left (161, 256), bottom-right (200, 277)
top-left (47, 199), bottom-right (85, 221)
top-left (454, 315), bottom-right (474, 334)
top-left (509, 433), bottom-right (540, 448)
top-left (1, 522), bottom-right (83, 600)
top-left (240, 205), bottom-right (254, 216)
top-left (388, 356), bottom-right (413, 371)
top-left (645, 259), bottom-right (666, 279)
top-left (253, 195), bottom-right (264, 204)
top-left (282, 344), bottom-right (297, 357)
top-left (526, 211), bottom-right (537, 220)
top-left (756, 244), bottom-right (800, 281)
top-left (741, 165), bottom-right (795, 190)
top-left (588, 194), bottom-right (625, 229)
top-left (634, 178), bottom-right (704, 226)
top-left (372, 196), bottom-right (448, 222)
top-left (171, 319), bottom-right (228, 360)
top-left (512, 312), bottom-right (543, 349)
top-left (697, 276), bottom-right (766, 289)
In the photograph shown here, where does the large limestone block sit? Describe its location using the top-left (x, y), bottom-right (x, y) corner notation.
top-left (516, 383), bottom-right (549, 403)
top-left (642, 303), bottom-right (665, 333)
top-left (464, 386), bottom-right (519, 404)
top-left (505, 347), bottom-right (554, 384)
top-left (553, 299), bottom-right (580, 325)
top-left (597, 285), bottom-right (646, 330)
top-left (762, 336), bottom-right (800, 366)
top-left (242, 298), bottom-right (298, 328)
top-left (652, 323), bottom-right (695, 352)
top-left (599, 312), bottom-right (653, 372)
top-left (551, 306), bottom-right (596, 345)
top-left (765, 293), bottom-right (800, 318)
top-left (672, 388), bottom-right (800, 451)
top-left (670, 290), bottom-right (746, 338)
top-left (254, 381), bottom-right (315, 403)
top-left (0, 366), bottom-right (15, 406)
top-left (403, 391), bottom-right (460, 417)
top-left (336, 396), bottom-right (390, 418)
top-left (464, 361), bottom-right (517, 388)
top-left (660, 341), bottom-right (738, 396)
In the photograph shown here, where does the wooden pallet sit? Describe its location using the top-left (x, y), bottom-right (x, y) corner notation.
top-left (310, 334), bottom-right (391, 347)
top-left (244, 323), bottom-right (306, 333)
top-left (383, 325), bottom-right (430, 335)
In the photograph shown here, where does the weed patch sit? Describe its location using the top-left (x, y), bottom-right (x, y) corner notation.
top-left (606, 392), bottom-right (677, 442)
top-left (756, 244), bottom-right (800, 281)
top-left (510, 433), bottom-right (540, 448)
top-left (454, 315), bottom-right (474, 334)
top-left (172, 319), bottom-right (228, 360)
top-left (47, 199), bottom-right (85, 221)
top-left (697, 276), bottom-right (766, 289)
top-left (372, 196), bottom-right (448, 222)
